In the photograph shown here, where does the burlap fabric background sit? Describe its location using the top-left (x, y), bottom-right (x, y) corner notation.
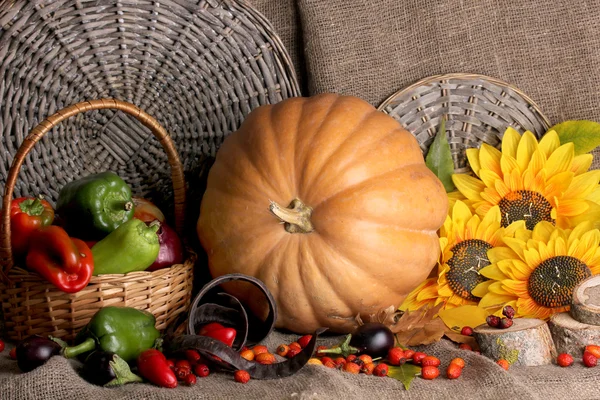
top-left (3, 0), bottom-right (600, 399)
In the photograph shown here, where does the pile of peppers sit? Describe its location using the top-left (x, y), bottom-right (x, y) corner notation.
top-left (7, 171), bottom-right (184, 293)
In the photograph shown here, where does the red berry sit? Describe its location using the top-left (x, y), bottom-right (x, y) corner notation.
top-left (403, 349), bottom-right (415, 360)
top-left (583, 351), bottom-right (598, 368)
top-left (334, 357), bottom-right (346, 367)
top-left (298, 335), bottom-right (312, 349)
top-left (323, 360), bottom-right (336, 368)
top-left (185, 349), bottom-right (201, 364)
top-left (486, 315), bottom-right (500, 328)
top-left (321, 356), bottom-right (334, 365)
top-left (585, 345), bottom-right (600, 359)
top-left (346, 354), bottom-right (357, 363)
top-left (412, 352), bottom-right (427, 365)
top-left (315, 345), bottom-right (328, 357)
top-left (194, 364), bottom-right (210, 378)
top-left (460, 326), bottom-right (473, 336)
top-left (450, 357), bottom-right (466, 369)
top-left (9, 347), bottom-right (16, 360)
top-left (421, 355), bottom-right (441, 367)
top-left (358, 354), bottom-right (373, 364)
top-left (387, 347), bottom-right (406, 366)
top-left (502, 305), bottom-right (516, 319)
top-left (458, 343), bottom-right (472, 351)
top-left (184, 374), bottom-right (197, 386)
top-left (342, 362), bottom-right (361, 374)
top-left (421, 366), bottom-right (440, 380)
top-left (234, 370), bottom-right (251, 384)
top-left (287, 348), bottom-right (301, 358)
top-left (556, 353), bottom-right (574, 367)
top-left (446, 364), bottom-right (462, 379)
top-left (289, 342), bottom-right (302, 351)
top-left (362, 362), bottom-right (376, 375)
top-left (498, 318), bottom-right (514, 329)
top-left (175, 359), bottom-right (192, 370)
top-left (496, 359), bottom-right (510, 370)
top-left (166, 359), bottom-right (175, 369)
top-left (176, 366), bottom-right (191, 380)
top-left (0, 340), bottom-right (5, 353)
top-left (373, 363), bottom-right (389, 377)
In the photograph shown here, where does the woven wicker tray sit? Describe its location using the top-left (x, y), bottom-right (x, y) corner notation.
top-left (0, 0), bottom-right (300, 209)
top-left (378, 73), bottom-right (551, 174)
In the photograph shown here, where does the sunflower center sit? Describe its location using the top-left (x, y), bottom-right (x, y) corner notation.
top-left (528, 255), bottom-right (592, 308)
top-left (446, 239), bottom-right (493, 300)
top-left (498, 190), bottom-right (554, 230)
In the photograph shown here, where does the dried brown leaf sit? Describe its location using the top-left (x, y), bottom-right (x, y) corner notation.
top-left (391, 303), bottom-right (446, 347)
top-left (444, 329), bottom-right (479, 349)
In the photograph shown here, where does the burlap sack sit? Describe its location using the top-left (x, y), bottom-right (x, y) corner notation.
top-left (2, 331), bottom-right (599, 400)
top-left (297, 0), bottom-right (600, 126)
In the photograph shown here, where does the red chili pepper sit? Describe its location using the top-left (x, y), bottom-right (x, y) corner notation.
top-left (137, 349), bottom-right (178, 388)
top-left (25, 226), bottom-right (93, 293)
top-left (197, 322), bottom-right (237, 347)
top-left (9, 197), bottom-right (54, 257)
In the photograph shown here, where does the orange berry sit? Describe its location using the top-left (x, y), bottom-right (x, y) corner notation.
top-left (276, 344), bottom-right (290, 357)
top-left (289, 342), bottom-right (302, 351)
top-left (403, 349), bottom-right (415, 360)
top-left (321, 356), bottom-right (334, 364)
top-left (343, 362), bottom-right (361, 374)
top-left (421, 366), bottom-right (440, 380)
top-left (459, 343), bottom-right (473, 351)
top-left (234, 370), bottom-right (250, 384)
top-left (446, 363), bottom-right (462, 379)
top-left (255, 352), bottom-right (276, 365)
top-left (585, 345), bottom-right (600, 359)
top-left (496, 359), bottom-right (510, 370)
top-left (346, 354), bottom-right (357, 363)
top-left (556, 353), bottom-right (574, 367)
top-left (373, 363), bottom-right (389, 377)
top-left (358, 354), bottom-right (373, 364)
top-left (252, 345), bottom-right (269, 355)
top-left (583, 351), bottom-right (598, 368)
top-left (449, 357), bottom-right (466, 369)
top-left (286, 348), bottom-right (301, 358)
top-left (361, 362), bottom-right (376, 375)
top-left (240, 349), bottom-right (255, 361)
top-left (334, 357), bottom-right (346, 367)
top-left (307, 358), bottom-right (323, 365)
top-left (298, 335), bottom-right (312, 349)
top-left (323, 360), bottom-right (336, 368)
top-left (421, 355), bottom-right (441, 367)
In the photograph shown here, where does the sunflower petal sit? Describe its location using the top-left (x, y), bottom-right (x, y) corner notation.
top-left (472, 280), bottom-right (494, 298)
top-left (478, 292), bottom-right (515, 310)
top-left (501, 155), bottom-right (520, 180)
top-left (479, 144), bottom-right (503, 176)
top-left (479, 169), bottom-right (503, 188)
top-left (466, 148), bottom-right (482, 176)
top-left (557, 199), bottom-right (589, 217)
top-left (572, 154), bottom-right (593, 175)
top-left (539, 130), bottom-right (561, 158)
top-left (501, 127), bottom-right (522, 159)
top-left (452, 174), bottom-right (486, 200)
top-left (516, 131), bottom-right (539, 173)
top-left (527, 149), bottom-right (547, 177)
top-left (544, 171), bottom-right (575, 199)
top-left (545, 142), bottom-right (575, 177)
top-left (563, 170), bottom-right (600, 199)
top-left (488, 246), bottom-right (519, 264)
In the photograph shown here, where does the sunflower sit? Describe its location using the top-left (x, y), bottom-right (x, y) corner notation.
top-left (473, 221), bottom-right (600, 319)
top-left (452, 128), bottom-right (600, 230)
top-left (400, 200), bottom-right (524, 312)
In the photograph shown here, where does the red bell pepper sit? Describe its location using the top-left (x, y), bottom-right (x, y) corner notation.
top-left (10, 197), bottom-right (54, 257)
top-left (137, 349), bottom-right (178, 388)
top-left (25, 226), bottom-right (93, 293)
top-left (198, 322), bottom-right (237, 347)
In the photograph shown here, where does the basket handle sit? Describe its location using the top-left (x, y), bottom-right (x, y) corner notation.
top-left (0, 99), bottom-right (186, 277)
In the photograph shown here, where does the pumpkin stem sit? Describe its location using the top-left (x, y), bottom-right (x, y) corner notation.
top-left (269, 198), bottom-right (315, 234)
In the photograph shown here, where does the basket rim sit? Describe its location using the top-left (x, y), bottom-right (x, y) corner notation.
top-left (377, 72), bottom-right (552, 130)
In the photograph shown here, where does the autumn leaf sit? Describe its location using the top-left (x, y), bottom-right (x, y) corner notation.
top-left (390, 303), bottom-right (447, 346)
top-left (438, 305), bottom-right (489, 333)
top-left (387, 364), bottom-right (422, 390)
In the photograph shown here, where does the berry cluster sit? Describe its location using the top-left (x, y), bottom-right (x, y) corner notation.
top-left (486, 305), bottom-right (515, 329)
top-left (556, 345), bottom-right (600, 368)
top-left (165, 350), bottom-right (211, 386)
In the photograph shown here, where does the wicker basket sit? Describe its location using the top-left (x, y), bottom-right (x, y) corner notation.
top-left (378, 73), bottom-right (551, 174)
top-left (0, 99), bottom-right (195, 341)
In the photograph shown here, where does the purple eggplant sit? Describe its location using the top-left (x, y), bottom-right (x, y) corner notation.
top-left (146, 221), bottom-right (184, 271)
top-left (16, 335), bottom-right (62, 372)
top-left (319, 322), bottom-right (395, 358)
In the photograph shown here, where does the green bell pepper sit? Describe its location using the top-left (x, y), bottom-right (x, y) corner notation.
top-left (92, 218), bottom-right (160, 275)
top-left (56, 171), bottom-right (134, 240)
top-left (63, 306), bottom-right (160, 363)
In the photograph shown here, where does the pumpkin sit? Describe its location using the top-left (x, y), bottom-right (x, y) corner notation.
top-left (197, 93), bottom-right (448, 334)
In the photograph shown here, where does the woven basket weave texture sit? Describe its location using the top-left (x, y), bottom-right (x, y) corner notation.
top-left (0, 0), bottom-right (300, 208)
top-left (378, 74), bottom-right (551, 174)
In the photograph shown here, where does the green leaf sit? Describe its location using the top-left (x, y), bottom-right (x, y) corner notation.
top-left (426, 117), bottom-right (456, 192)
top-left (550, 120), bottom-right (600, 155)
top-left (387, 364), bottom-right (422, 390)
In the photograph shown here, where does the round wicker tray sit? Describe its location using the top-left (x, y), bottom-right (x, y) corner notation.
top-left (0, 0), bottom-right (300, 209)
top-left (378, 73), bottom-right (551, 174)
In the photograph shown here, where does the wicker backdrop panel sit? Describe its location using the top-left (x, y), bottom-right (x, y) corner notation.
top-left (0, 0), bottom-right (300, 212)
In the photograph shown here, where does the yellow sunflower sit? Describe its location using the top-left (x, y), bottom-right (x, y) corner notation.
top-left (400, 200), bottom-right (524, 312)
top-left (452, 128), bottom-right (600, 230)
top-left (473, 221), bottom-right (600, 319)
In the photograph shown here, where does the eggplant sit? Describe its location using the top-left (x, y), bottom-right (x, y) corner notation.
top-left (16, 335), bottom-right (62, 372)
top-left (320, 322), bottom-right (395, 358)
top-left (81, 351), bottom-right (142, 387)
top-left (146, 221), bottom-right (184, 271)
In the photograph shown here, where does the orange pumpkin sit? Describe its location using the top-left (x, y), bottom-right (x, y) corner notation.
top-left (197, 93), bottom-right (448, 334)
